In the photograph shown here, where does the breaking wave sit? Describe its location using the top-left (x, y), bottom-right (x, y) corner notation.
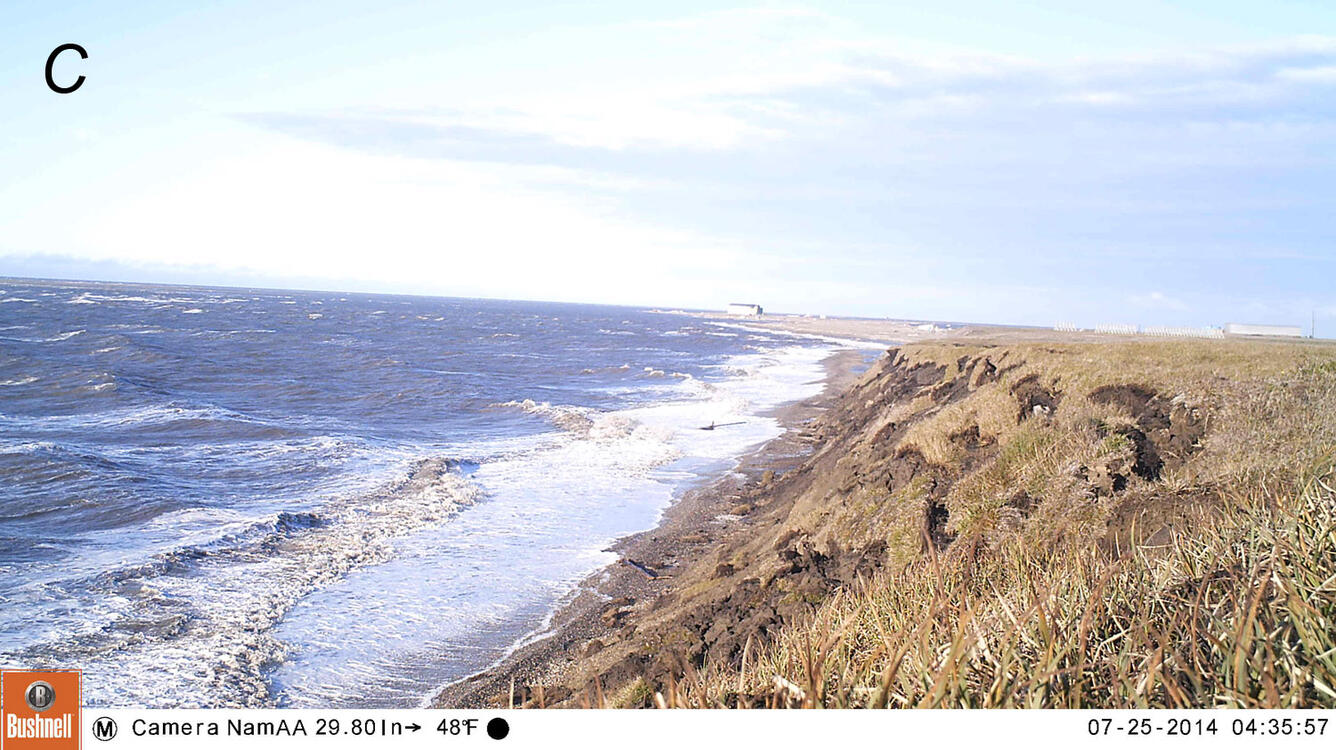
top-left (6, 456), bottom-right (483, 707)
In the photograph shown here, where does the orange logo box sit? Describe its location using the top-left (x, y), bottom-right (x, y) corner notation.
top-left (1, 671), bottom-right (80, 750)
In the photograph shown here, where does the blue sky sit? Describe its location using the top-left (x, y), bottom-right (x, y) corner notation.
top-left (2, 2), bottom-right (1334, 329)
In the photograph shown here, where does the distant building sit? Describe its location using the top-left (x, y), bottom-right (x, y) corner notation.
top-left (726, 303), bottom-right (763, 316)
top-left (1224, 323), bottom-right (1303, 338)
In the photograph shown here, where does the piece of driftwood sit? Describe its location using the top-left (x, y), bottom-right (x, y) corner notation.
top-left (699, 421), bottom-right (745, 431)
top-left (621, 558), bottom-right (669, 579)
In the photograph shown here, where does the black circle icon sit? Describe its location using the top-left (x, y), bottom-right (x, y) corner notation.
top-left (93, 717), bottom-right (119, 741)
top-left (24, 680), bottom-right (55, 712)
top-left (486, 717), bottom-right (510, 740)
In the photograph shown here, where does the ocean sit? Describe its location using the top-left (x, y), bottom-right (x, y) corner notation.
top-left (0, 278), bottom-right (864, 707)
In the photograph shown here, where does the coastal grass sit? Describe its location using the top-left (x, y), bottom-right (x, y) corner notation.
top-left (665, 338), bottom-right (1336, 708)
top-left (678, 464), bottom-right (1336, 708)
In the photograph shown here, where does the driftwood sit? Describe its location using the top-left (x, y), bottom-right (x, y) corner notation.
top-left (621, 558), bottom-right (669, 580)
top-left (699, 421), bottom-right (746, 431)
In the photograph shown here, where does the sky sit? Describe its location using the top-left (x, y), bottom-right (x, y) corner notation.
top-left (1, 1), bottom-right (1334, 330)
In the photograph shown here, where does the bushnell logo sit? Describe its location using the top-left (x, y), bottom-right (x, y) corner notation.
top-left (23, 682), bottom-right (55, 713)
top-left (1, 670), bottom-right (80, 750)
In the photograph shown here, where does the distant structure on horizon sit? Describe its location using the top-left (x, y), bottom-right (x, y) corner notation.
top-left (726, 303), bottom-right (763, 316)
top-left (1224, 323), bottom-right (1303, 338)
top-left (1056, 321), bottom-right (1305, 339)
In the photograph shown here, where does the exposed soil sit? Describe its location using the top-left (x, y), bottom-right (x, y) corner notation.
top-left (1012, 373), bottom-right (1062, 422)
top-left (1087, 384), bottom-right (1207, 479)
top-left (1081, 384), bottom-right (1214, 554)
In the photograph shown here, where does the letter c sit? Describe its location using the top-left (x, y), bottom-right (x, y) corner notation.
top-left (46, 43), bottom-right (87, 94)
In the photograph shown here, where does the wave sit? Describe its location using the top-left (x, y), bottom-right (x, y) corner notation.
top-left (5, 455), bottom-right (483, 707)
top-left (492, 398), bottom-right (595, 434)
top-left (640, 367), bottom-right (691, 379)
top-left (0, 330), bottom-right (85, 343)
top-left (0, 401), bottom-right (267, 431)
top-left (62, 293), bottom-right (205, 306)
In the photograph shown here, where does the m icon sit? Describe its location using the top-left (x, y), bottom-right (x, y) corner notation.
top-left (93, 716), bottom-right (119, 741)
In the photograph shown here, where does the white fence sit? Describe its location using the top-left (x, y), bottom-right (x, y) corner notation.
top-left (1054, 323), bottom-right (1226, 339)
top-left (1142, 325), bottom-right (1225, 339)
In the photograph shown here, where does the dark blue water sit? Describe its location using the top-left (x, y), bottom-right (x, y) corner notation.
top-left (0, 278), bottom-right (848, 706)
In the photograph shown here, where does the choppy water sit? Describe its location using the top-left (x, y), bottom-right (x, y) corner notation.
top-left (0, 278), bottom-right (859, 707)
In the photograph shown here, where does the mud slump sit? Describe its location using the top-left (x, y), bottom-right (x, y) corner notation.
top-left (1082, 384), bottom-right (1212, 554)
top-left (1012, 373), bottom-right (1061, 422)
top-left (1087, 384), bottom-right (1207, 480)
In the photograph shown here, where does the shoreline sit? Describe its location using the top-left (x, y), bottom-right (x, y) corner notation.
top-left (429, 346), bottom-right (878, 708)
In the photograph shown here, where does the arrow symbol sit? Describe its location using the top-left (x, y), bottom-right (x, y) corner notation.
top-left (405, 723), bottom-right (421, 732)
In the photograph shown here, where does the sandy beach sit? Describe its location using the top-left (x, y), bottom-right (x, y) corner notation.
top-left (666, 311), bottom-right (974, 345)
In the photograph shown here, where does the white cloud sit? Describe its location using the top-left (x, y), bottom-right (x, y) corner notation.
top-left (1128, 292), bottom-right (1189, 311)
top-left (1277, 65), bottom-right (1336, 82)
